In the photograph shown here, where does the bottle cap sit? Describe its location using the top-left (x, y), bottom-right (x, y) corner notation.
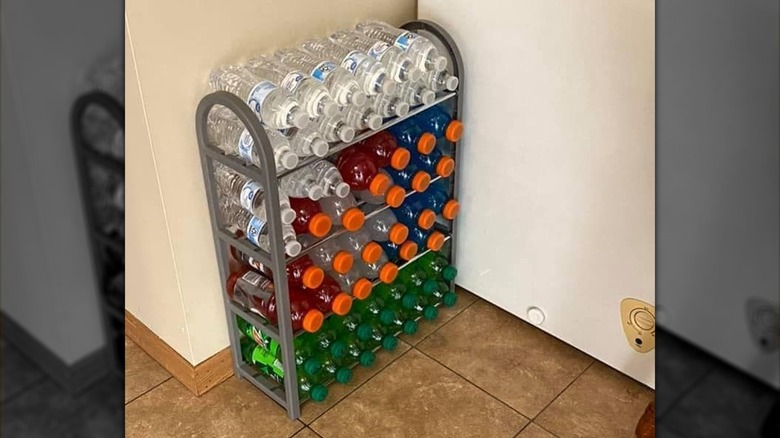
top-left (291, 110), bottom-right (310, 129)
top-left (442, 199), bottom-right (460, 220)
top-left (420, 89), bottom-right (436, 106)
top-left (378, 262), bottom-right (399, 284)
top-left (322, 99), bottom-right (339, 117)
top-left (398, 241), bottom-right (418, 261)
top-left (442, 265), bottom-right (458, 282)
top-left (356, 323), bottom-right (373, 341)
top-left (378, 308), bottom-right (396, 325)
top-left (303, 358), bottom-right (322, 376)
top-left (417, 132), bottom-right (436, 154)
top-left (308, 213), bottom-right (332, 238)
top-left (408, 67), bottom-right (422, 82)
top-left (382, 79), bottom-right (397, 95)
top-left (381, 335), bottom-right (398, 351)
top-left (384, 185), bottom-right (406, 208)
top-left (358, 350), bottom-right (376, 367)
top-left (334, 182), bottom-right (351, 198)
top-left (342, 208), bottom-right (365, 231)
top-left (369, 173), bottom-right (392, 196)
top-left (352, 278), bottom-right (373, 300)
top-left (436, 156), bottom-right (455, 178)
top-left (423, 305), bottom-right (439, 321)
top-left (417, 210), bottom-right (436, 230)
top-left (281, 151), bottom-right (300, 170)
top-left (388, 223), bottom-right (409, 244)
top-left (427, 231), bottom-right (446, 251)
top-left (331, 293), bottom-right (353, 316)
top-left (445, 119), bottom-right (464, 142)
top-left (433, 56), bottom-right (448, 72)
top-left (302, 310), bottom-right (324, 333)
top-left (411, 171), bottom-right (432, 192)
top-left (335, 367), bottom-right (353, 384)
top-left (362, 242), bottom-right (382, 264)
top-left (285, 241), bottom-right (302, 257)
top-left (390, 147), bottom-right (411, 170)
top-left (302, 266), bottom-right (325, 289)
top-left (422, 279), bottom-right (439, 295)
top-left (312, 139), bottom-right (330, 157)
top-left (281, 208), bottom-right (297, 225)
top-left (308, 185), bottom-right (324, 201)
top-left (332, 251), bottom-right (353, 274)
top-left (446, 75), bottom-right (459, 91)
top-left (367, 113), bottom-right (383, 131)
top-left (310, 384), bottom-right (328, 402)
top-left (330, 340), bottom-right (346, 359)
top-left (401, 293), bottom-right (417, 310)
top-left (442, 292), bottom-right (458, 308)
top-left (351, 90), bottom-right (367, 107)
top-left (395, 101), bottom-right (410, 117)
top-left (402, 320), bottom-right (418, 335)
top-left (339, 125), bottom-right (356, 143)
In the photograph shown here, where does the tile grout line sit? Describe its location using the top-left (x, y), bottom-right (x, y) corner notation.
top-left (531, 360), bottom-right (595, 423)
top-left (404, 294), bottom-right (481, 346)
top-left (124, 376), bottom-right (174, 406)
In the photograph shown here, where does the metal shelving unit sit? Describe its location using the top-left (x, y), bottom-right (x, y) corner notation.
top-left (195, 20), bottom-right (463, 420)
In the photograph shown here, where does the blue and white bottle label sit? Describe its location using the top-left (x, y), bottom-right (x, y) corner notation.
top-left (368, 41), bottom-right (391, 60)
top-left (280, 71), bottom-right (305, 93)
top-left (393, 31), bottom-right (419, 51)
top-left (246, 216), bottom-right (267, 246)
top-left (238, 129), bottom-right (254, 163)
top-left (246, 81), bottom-right (276, 116)
top-left (311, 61), bottom-right (337, 82)
top-left (239, 180), bottom-right (263, 212)
top-left (341, 50), bottom-right (368, 74)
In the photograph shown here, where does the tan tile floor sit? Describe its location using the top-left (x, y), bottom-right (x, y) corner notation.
top-left (125, 288), bottom-right (654, 438)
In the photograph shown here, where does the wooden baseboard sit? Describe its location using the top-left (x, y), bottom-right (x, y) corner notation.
top-left (125, 311), bottom-right (233, 396)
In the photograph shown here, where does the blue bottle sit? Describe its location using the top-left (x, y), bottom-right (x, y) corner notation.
top-left (408, 180), bottom-right (460, 221)
top-left (379, 240), bottom-right (419, 263)
top-left (408, 226), bottom-right (446, 252)
top-left (392, 198), bottom-right (436, 231)
top-left (410, 146), bottom-right (455, 179)
top-left (413, 105), bottom-right (464, 143)
top-left (388, 119), bottom-right (436, 155)
top-left (385, 162), bottom-right (431, 193)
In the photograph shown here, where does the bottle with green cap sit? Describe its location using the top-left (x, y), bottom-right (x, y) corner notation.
top-left (395, 268), bottom-right (430, 294)
top-left (371, 282), bottom-right (408, 304)
top-left (240, 336), bottom-right (285, 382)
top-left (239, 316), bottom-right (322, 378)
top-left (336, 332), bottom-right (376, 368)
top-left (377, 303), bottom-right (419, 336)
top-left (354, 320), bottom-right (399, 351)
top-left (422, 279), bottom-right (458, 308)
top-left (417, 252), bottom-right (458, 282)
top-left (349, 295), bottom-right (388, 321)
top-left (298, 373), bottom-right (329, 402)
top-left (319, 354), bottom-right (354, 385)
top-left (400, 292), bottom-right (439, 321)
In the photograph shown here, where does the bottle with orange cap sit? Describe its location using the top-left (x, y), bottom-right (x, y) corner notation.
top-left (231, 278), bottom-right (324, 333)
top-left (364, 209), bottom-right (408, 244)
top-left (306, 238), bottom-right (354, 276)
top-left (289, 197), bottom-right (333, 239)
top-left (356, 252), bottom-right (399, 284)
top-left (356, 130), bottom-right (411, 171)
top-left (413, 104), bottom-right (464, 143)
top-left (392, 197), bottom-right (437, 231)
top-left (411, 145), bottom-right (456, 179)
top-left (407, 181), bottom-right (460, 222)
top-left (336, 230), bottom-right (384, 265)
top-left (351, 168), bottom-right (407, 208)
top-left (318, 193), bottom-right (365, 231)
top-left (379, 240), bottom-right (418, 263)
top-left (388, 119), bottom-right (436, 155)
top-left (408, 226), bottom-right (447, 252)
top-left (385, 162), bottom-right (432, 193)
top-left (307, 274), bottom-right (353, 316)
top-left (335, 150), bottom-right (393, 196)
top-left (333, 269), bottom-right (373, 300)
top-left (286, 255), bottom-right (326, 290)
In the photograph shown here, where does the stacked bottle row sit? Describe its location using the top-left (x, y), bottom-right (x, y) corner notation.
top-left (207, 20), bottom-right (459, 175)
top-left (237, 251), bottom-right (458, 402)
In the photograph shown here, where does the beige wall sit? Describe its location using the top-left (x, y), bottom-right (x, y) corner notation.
top-left (125, 0), bottom-right (416, 364)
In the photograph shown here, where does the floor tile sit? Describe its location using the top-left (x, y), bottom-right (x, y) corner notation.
top-left (399, 286), bottom-right (478, 346)
top-left (1, 376), bottom-right (123, 438)
top-left (656, 424), bottom-right (687, 438)
top-left (417, 300), bottom-right (593, 417)
top-left (124, 336), bottom-right (171, 404)
top-left (654, 329), bottom-right (715, 417)
top-left (311, 349), bottom-right (528, 438)
top-left (535, 362), bottom-right (654, 438)
top-left (299, 340), bottom-right (412, 424)
top-left (125, 377), bottom-right (303, 438)
top-left (293, 427), bottom-right (322, 438)
top-left (517, 423), bottom-right (557, 438)
top-left (1, 339), bottom-right (46, 402)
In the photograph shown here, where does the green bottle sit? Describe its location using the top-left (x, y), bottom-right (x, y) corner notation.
top-left (240, 336), bottom-right (285, 382)
top-left (337, 332), bottom-right (376, 368)
top-left (240, 316), bottom-right (321, 378)
top-left (378, 299), bottom-right (419, 335)
top-left (298, 373), bottom-right (329, 402)
top-left (423, 280), bottom-right (458, 308)
top-left (395, 268), bottom-right (429, 292)
top-left (372, 282), bottom-right (408, 304)
top-left (302, 321), bottom-right (345, 360)
top-left (319, 354), bottom-right (354, 384)
top-left (401, 292), bottom-right (439, 321)
top-left (350, 295), bottom-right (385, 321)
top-left (418, 252), bottom-right (458, 282)
top-left (354, 320), bottom-right (399, 351)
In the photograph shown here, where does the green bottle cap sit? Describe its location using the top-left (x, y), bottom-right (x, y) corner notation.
top-left (335, 367), bottom-right (353, 384)
top-left (423, 305), bottom-right (439, 321)
top-left (356, 324), bottom-right (373, 341)
top-left (310, 384), bottom-right (328, 402)
top-left (442, 265), bottom-right (458, 282)
top-left (381, 335), bottom-right (398, 351)
top-left (379, 308), bottom-right (396, 325)
top-left (359, 350), bottom-right (376, 367)
top-left (422, 279), bottom-right (439, 295)
top-left (303, 358), bottom-right (322, 376)
top-left (330, 340), bottom-right (346, 359)
top-left (442, 292), bottom-right (458, 308)
top-left (401, 293), bottom-right (417, 309)
top-left (402, 320), bottom-right (419, 335)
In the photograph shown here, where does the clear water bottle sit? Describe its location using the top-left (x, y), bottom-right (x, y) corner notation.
top-left (245, 55), bottom-right (338, 119)
top-left (355, 21), bottom-right (447, 72)
top-left (307, 238), bottom-right (354, 275)
top-left (370, 93), bottom-right (409, 118)
top-left (220, 195), bottom-right (301, 256)
top-left (342, 103), bottom-right (383, 131)
top-left (207, 107), bottom-right (299, 172)
top-left (301, 37), bottom-right (397, 96)
top-left (314, 113), bottom-right (355, 143)
top-left (364, 209), bottom-right (408, 244)
top-left (279, 165), bottom-right (325, 201)
top-left (286, 126), bottom-right (330, 158)
top-left (356, 253), bottom-right (399, 284)
top-left (334, 269), bottom-right (373, 300)
top-left (311, 161), bottom-right (351, 198)
top-left (319, 193), bottom-right (365, 231)
top-left (275, 48), bottom-right (366, 107)
top-left (352, 169), bottom-right (399, 205)
top-left (209, 65), bottom-right (309, 129)
top-left (213, 162), bottom-right (296, 225)
top-left (396, 80), bottom-right (435, 107)
top-left (329, 30), bottom-right (421, 83)
top-left (421, 69), bottom-right (459, 92)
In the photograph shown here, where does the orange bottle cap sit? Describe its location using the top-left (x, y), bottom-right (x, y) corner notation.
top-left (302, 310), bottom-right (324, 333)
top-left (352, 278), bottom-right (373, 300)
top-left (390, 147), bottom-right (411, 170)
top-left (341, 207), bottom-right (365, 231)
top-left (398, 241), bottom-right (418, 261)
top-left (385, 185), bottom-right (406, 208)
top-left (331, 293), bottom-right (353, 316)
top-left (331, 251), bottom-right (353, 274)
top-left (379, 262), bottom-right (399, 284)
top-left (427, 231), bottom-right (446, 251)
top-left (445, 119), bottom-right (464, 142)
top-left (411, 171), bottom-right (431, 192)
top-left (362, 242), bottom-right (382, 264)
top-left (308, 213), bottom-right (332, 238)
top-left (436, 156), bottom-right (455, 178)
top-left (417, 133), bottom-right (436, 155)
top-left (417, 209), bottom-right (436, 230)
top-left (388, 223), bottom-right (409, 245)
top-left (369, 173), bottom-right (392, 196)
top-left (302, 266), bottom-right (325, 289)
top-left (442, 200), bottom-right (460, 220)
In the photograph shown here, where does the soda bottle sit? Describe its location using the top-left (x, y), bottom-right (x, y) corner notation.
top-left (380, 240), bottom-right (418, 263)
top-left (298, 373), bottom-right (329, 402)
top-left (275, 48), bottom-right (367, 107)
top-left (244, 321), bottom-right (322, 378)
top-left (286, 125), bottom-right (330, 158)
top-left (226, 266), bottom-right (274, 311)
top-left (355, 321), bottom-right (399, 351)
top-left (289, 197), bottom-right (333, 238)
top-left (402, 291), bottom-right (439, 321)
top-left (357, 130), bottom-right (411, 171)
top-left (240, 336), bottom-right (284, 383)
top-left (221, 197), bottom-right (301, 256)
top-left (395, 80), bottom-right (435, 107)
top-left (334, 269), bottom-right (373, 300)
top-left (329, 30), bottom-right (421, 83)
top-left (300, 321), bottom-right (343, 359)
top-left (396, 268), bottom-right (429, 292)
top-left (307, 238), bottom-right (354, 275)
top-left (410, 145), bottom-right (455, 179)
top-left (337, 230), bottom-right (383, 264)
top-left (311, 161), bottom-right (351, 198)
top-left (356, 253), bottom-right (399, 284)
top-left (336, 331), bottom-right (376, 367)
top-left (417, 252), bottom-right (458, 282)
top-left (422, 279), bottom-right (458, 308)
top-left (319, 354), bottom-right (354, 384)
top-left (351, 172), bottom-right (406, 208)
top-left (207, 107), bottom-right (299, 172)
top-left (385, 162), bottom-right (431, 193)
top-left (414, 105), bottom-right (464, 143)
top-left (371, 92), bottom-right (410, 118)
top-left (314, 112), bottom-right (356, 143)
top-left (335, 151), bottom-right (392, 196)
top-left (379, 294), bottom-right (421, 334)
top-left (372, 282), bottom-right (407, 304)
top-left (392, 198), bottom-right (436, 230)
top-left (309, 274), bottom-right (353, 316)
top-left (408, 226), bottom-right (446, 252)
top-left (355, 21), bottom-right (448, 72)
top-left (245, 55), bottom-right (339, 119)
top-left (318, 194), bottom-right (365, 231)
top-left (350, 294), bottom-right (385, 320)
top-left (342, 103), bottom-right (383, 131)
top-left (388, 120), bottom-right (436, 155)
top-left (280, 165), bottom-right (325, 200)
top-left (287, 255), bottom-right (326, 289)
top-left (301, 37), bottom-right (397, 96)
top-left (213, 162), bottom-right (297, 224)
top-left (408, 180), bottom-right (460, 221)
top-left (420, 69), bottom-right (459, 92)
top-left (364, 209), bottom-right (408, 244)
top-left (248, 286), bottom-right (324, 333)
top-left (208, 65), bottom-right (309, 129)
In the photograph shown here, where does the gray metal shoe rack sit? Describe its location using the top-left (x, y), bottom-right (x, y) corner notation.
top-left (195, 20), bottom-right (463, 419)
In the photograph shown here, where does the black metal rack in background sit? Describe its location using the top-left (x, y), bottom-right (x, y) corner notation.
top-left (70, 90), bottom-right (125, 375)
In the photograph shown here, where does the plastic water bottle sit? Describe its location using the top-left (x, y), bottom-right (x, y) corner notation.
top-left (245, 55), bottom-right (339, 119)
top-left (380, 240), bottom-right (418, 262)
top-left (286, 126), bottom-right (330, 158)
top-left (395, 80), bottom-right (436, 107)
top-left (408, 226), bottom-right (446, 252)
top-left (310, 161), bottom-right (351, 198)
top-left (280, 166), bottom-right (325, 200)
top-left (342, 104), bottom-right (383, 131)
top-left (207, 107), bottom-right (299, 172)
top-left (351, 170), bottom-right (406, 208)
top-left (208, 65), bottom-right (309, 129)
top-left (385, 162), bottom-right (432, 193)
top-left (307, 238), bottom-right (354, 275)
top-left (319, 193), bottom-right (365, 231)
top-left (356, 252), bottom-right (399, 284)
top-left (355, 21), bottom-right (447, 72)
top-left (411, 146), bottom-right (455, 178)
top-left (356, 130), bottom-right (411, 171)
top-left (289, 197), bottom-right (333, 238)
top-left (220, 196), bottom-right (301, 256)
top-left (337, 230), bottom-right (383, 264)
top-left (413, 105), bottom-right (464, 143)
top-left (393, 198), bottom-right (437, 230)
top-left (314, 113), bottom-right (355, 143)
top-left (213, 162), bottom-right (296, 224)
top-left (364, 209), bottom-right (408, 244)
top-left (301, 37), bottom-right (397, 96)
top-left (308, 275), bottom-right (353, 316)
top-left (421, 69), bottom-right (459, 92)
top-left (334, 269), bottom-right (373, 300)
top-left (275, 48), bottom-right (366, 107)
top-left (371, 93), bottom-right (409, 118)
top-left (388, 120), bottom-right (436, 155)
top-left (329, 30), bottom-right (421, 83)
